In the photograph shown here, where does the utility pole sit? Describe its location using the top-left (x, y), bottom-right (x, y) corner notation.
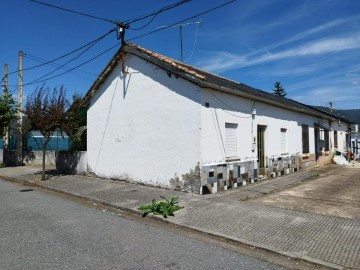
top-left (16, 51), bottom-right (23, 166)
top-left (3, 64), bottom-right (9, 164)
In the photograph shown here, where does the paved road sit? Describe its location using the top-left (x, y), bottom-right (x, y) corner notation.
top-left (0, 180), bottom-right (285, 270)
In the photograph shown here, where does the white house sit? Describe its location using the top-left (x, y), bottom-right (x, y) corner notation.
top-left (82, 42), bottom-right (350, 194)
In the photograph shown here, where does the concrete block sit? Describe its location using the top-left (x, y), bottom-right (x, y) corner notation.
top-left (241, 180), bottom-right (246, 186)
top-left (224, 186), bottom-right (227, 191)
top-left (233, 183), bottom-right (238, 188)
top-left (284, 168), bottom-right (290, 175)
top-left (271, 172), bottom-right (276, 178)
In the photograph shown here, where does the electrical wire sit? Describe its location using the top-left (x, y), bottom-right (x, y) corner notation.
top-left (28, 29), bottom-right (112, 84)
top-left (24, 55), bottom-right (94, 82)
top-left (29, 0), bottom-right (116, 24)
top-left (24, 54), bottom-right (97, 76)
top-left (1, 43), bottom-right (119, 87)
top-left (0, 27), bottom-right (117, 84)
top-left (124, 0), bottom-right (191, 25)
top-left (128, 0), bottom-right (237, 41)
top-left (128, 13), bottom-right (160, 31)
top-left (209, 90), bottom-right (252, 118)
top-left (20, 43), bottom-right (119, 87)
top-left (185, 21), bottom-right (201, 62)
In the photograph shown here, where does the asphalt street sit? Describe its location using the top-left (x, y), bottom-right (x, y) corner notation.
top-left (0, 179), bottom-right (285, 270)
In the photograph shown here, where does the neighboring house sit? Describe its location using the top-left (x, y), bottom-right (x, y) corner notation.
top-left (314, 106), bottom-right (359, 158)
top-left (82, 42), bottom-right (350, 194)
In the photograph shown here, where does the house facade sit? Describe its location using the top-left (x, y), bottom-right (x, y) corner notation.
top-left (82, 42), bottom-right (349, 194)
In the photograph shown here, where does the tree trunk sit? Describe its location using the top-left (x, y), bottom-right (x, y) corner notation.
top-left (42, 140), bottom-right (49, 181)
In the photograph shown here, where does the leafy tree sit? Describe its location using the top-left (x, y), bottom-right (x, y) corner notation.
top-left (0, 93), bottom-right (17, 135)
top-left (0, 93), bottom-right (17, 165)
top-left (63, 94), bottom-right (87, 151)
top-left (272, 81), bottom-right (286, 97)
top-left (25, 86), bottom-right (69, 180)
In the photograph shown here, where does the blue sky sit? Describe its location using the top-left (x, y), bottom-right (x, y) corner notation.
top-left (1, 0), bottom-right (359, 109)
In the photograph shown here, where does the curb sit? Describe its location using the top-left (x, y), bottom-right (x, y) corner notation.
top-left (0, 174), bottom-right (345, 270)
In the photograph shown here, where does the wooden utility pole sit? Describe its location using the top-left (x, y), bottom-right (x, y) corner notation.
top-left (16, 51), bottom-right (23, 166)
top-left (3, 64), bottom-right (9, 164)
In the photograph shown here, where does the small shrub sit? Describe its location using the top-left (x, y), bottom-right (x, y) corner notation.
top-left (138, 196), bottom-right (183, 218)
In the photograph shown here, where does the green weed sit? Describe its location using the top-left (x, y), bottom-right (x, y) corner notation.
top-left (138, 196), bottom-right (183, 218)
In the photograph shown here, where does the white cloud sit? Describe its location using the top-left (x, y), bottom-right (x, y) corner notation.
top-left (198, 34), bottom-right (360, 73)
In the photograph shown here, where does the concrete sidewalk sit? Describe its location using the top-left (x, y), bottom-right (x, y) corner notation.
top-left (1, 165), bottom-right (359, 269)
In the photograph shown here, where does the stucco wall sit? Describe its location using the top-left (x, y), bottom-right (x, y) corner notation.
top-left (56, 151), bottom-right (87, 175)
top-left (87, 55), bottom-right (201, 188)
top-left (333, 122), bottom-right (348, 152)
top-left (200, 88), bottom-right (321, 165)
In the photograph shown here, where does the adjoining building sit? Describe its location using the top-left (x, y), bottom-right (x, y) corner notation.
top-left (82, 42), bottom-right (350, 194)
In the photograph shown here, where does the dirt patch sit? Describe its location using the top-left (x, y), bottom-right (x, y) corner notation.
top-left (251, 166), bottom-right (360, 219)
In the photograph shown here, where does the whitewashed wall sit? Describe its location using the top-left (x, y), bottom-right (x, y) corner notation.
top-left (333, 122), bottom-right (349, 152)
top-left (87, 55), bottom-right (201, 187)
top-left (200, 88), bottom-right (322, 165)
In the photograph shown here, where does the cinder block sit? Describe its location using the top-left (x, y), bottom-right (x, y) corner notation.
top-left (233, 183), bottom-right (238, 188)
top-left (284, 168), bottom-right (290, 175)
top-left (271, 172), bottom-right (276, 178)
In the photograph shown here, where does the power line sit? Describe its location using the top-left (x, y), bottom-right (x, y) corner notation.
top-left (28, 29), bottom-right (111, 84)
top-left (24, 55), bottom-right (94, 82)
top-left (128, 0), bottom-right (237, 41)
top-left (2, 44), bottom-right (120, 87)
top-left (0, 27), bottom-right (117, 84)
top-left (24, 54), bottom-right (97, 76)
top-left (29, 0), bottom-right (116, 24)
top-left (126, 0), bottom-right (191, 29)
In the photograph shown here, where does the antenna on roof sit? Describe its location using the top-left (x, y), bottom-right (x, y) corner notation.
top-left (157, 20), bottom-right (203, 62)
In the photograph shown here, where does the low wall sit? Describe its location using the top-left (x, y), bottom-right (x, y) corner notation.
top-left (0, 150), bottom-right (56, 166)
top-left (55, 151), bottom-right (87, 175)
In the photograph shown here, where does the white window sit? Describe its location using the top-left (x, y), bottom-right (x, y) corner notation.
top-left (281, 128), bottom-right (288, 154)
top-left (225, 123), bottom-right (238, 157)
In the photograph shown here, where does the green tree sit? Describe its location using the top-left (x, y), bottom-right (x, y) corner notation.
top-left (0, 93), bottom-right (17, 135)
top-left (63, 94), bottom-right (87, 151)
top-left (25, 86), bottom-right (69, 180)
top-left (272, 82), bottom-right (286, 97)
top-left (0, 93), bottom-right (18, 165)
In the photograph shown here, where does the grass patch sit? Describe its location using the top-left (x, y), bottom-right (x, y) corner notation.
top-left (138, 196), bottom-right (183, 218)
top-left (239, 195), bottom-right (250, 201)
